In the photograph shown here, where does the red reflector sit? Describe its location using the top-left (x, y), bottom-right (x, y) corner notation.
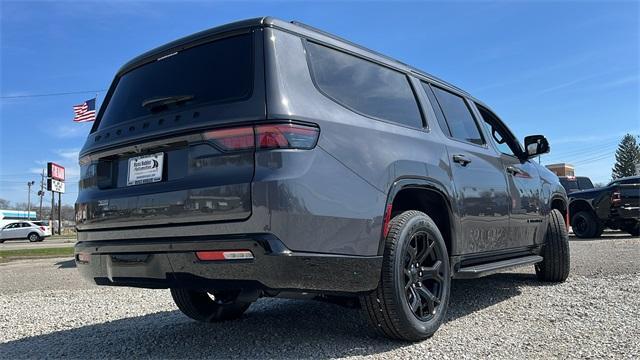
top-left (203, 126), bottom-right (255, 151)
top-left (383, 204), bottom-right (393, 238)
top-left (195, 250), bottom-right (254, 261)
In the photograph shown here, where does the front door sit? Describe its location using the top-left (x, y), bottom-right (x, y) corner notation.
top-left (473, 103), bottom-right (543, 248)
top-left (425, 83), bottom-right (511, 254)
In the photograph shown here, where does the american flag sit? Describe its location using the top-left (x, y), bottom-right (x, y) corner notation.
top-left (73, 98), bottom-right (96, 122)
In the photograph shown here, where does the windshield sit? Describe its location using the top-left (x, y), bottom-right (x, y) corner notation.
top-left (96, 33), bottom-right (253, 131)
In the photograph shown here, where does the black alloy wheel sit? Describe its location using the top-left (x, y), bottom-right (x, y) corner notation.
top-left (403, 230), bottom-right (445, 321)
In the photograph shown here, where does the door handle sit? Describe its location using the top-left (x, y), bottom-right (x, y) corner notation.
top-left (506, 165), bottom-right (523, 176)
top-left (452, 154), bottom-right (471, 166)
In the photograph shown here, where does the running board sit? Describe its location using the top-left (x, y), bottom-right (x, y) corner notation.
top-left (454, 255), bottom-right (543, 279)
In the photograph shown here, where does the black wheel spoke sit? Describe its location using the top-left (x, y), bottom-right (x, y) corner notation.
top-left (407, 245), bottom-right (417, 263)
top-left (419, 260), bottom-right (443, 282)
top-left (417, 239), bottom-right (435, 263)
top-left (408, 288), bottom-right (421, 313)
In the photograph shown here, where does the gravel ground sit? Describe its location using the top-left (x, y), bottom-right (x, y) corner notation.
top-left (1, 233), bottom-right (638, 359)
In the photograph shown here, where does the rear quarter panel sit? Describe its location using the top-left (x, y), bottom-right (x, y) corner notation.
top-left (263, 28), bottom-right (455, 256)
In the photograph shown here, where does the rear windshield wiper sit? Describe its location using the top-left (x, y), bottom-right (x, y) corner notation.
top-left (142, 95), bottom-right (194, 111)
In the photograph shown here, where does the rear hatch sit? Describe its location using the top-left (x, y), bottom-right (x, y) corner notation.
top-left (76, 28), bottom-right (266, 230)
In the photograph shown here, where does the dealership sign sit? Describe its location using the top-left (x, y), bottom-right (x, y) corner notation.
top-left (47, 178), bottom-right (65, 193)
top-left (47, 162), bottom-right (65, 181)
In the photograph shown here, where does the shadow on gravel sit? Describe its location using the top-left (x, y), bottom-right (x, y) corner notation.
top-left (54, 260), bottom-right (76, 269)
top-left (1, 273), bottom-right (538, 358)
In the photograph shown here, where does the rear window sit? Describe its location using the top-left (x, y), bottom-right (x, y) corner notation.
top-left (560, 179), bottom-right (578, 191)
top-left (306, 41), bottom-right (423, 128)
top-left (577, 177), bottom-right (594, 189)
top-left (96, 33), bottom-right (254, 131)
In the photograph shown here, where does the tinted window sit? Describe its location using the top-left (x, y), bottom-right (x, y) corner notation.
top-left (476, 104), bottom-right (520, 156)
top-left (577, 177), bottom-right (594, 189)
top-left (560, 179), bottom-right (579, 191)
top-left (97, 33), bottom-right (254, 131)
top-left (306, 42), bottom-right (422, 128)
top-left (431, 86), bottom-right (483, 145)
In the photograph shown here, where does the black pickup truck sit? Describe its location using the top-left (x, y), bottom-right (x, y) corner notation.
top-left (569, 176), bottom-right (640, 238)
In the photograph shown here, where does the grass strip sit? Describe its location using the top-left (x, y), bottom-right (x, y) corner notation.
top-left (0, 247), bottom-right (74, 258)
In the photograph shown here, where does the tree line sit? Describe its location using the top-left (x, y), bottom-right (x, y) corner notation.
top-left (0, 198), bottom-right (75, 222)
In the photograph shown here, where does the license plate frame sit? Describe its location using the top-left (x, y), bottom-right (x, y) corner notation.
top-left (127, 152), bottom-right (164, 186)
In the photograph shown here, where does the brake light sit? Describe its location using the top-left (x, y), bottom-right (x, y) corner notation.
top-left (256, 123), bottom-right (319, 150)
top-left (611, 190), bottom-right (621, 206)
top-left (203, 123), bottom-right (319, 151)
top-left (39, 226), bottom-right (46, 231)
top-left (203, 126), bottom-right (254, 151)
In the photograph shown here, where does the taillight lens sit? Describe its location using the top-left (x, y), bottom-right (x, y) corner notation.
top-left (203, 126), bottom-right (255, 151)
top-left (256, 123), bottom-right (319, 150)
top-left (203, 123), bottom-right (319, 151)
top-left (611, 190), bottom-right (621, 206)
top-left (40, 226), bottom-right (46, 231)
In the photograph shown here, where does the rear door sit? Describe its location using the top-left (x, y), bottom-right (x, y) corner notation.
top-left (423, 83), bottom-right (511, 254)
top-left (474, 103), bottom-right (544, 247)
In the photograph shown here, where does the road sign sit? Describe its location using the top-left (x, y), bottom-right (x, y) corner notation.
top-left (47, 162), bottom-right (65, 181)
top-left (47, 178), bottom-right (65, 193)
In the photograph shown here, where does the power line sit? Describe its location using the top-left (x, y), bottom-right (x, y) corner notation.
top-left (0, 89), bottom-right (107, 99)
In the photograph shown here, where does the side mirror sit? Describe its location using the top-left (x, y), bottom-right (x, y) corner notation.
top-left (524, 135), bottom-right (550, 158)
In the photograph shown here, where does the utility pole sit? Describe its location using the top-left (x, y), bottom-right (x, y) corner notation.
top-left (27, 181), bottom-right (35, 218)
top-left (58, 192), bottom-right (62, 235)
top-left (38, 169), bottom-right (45, 219)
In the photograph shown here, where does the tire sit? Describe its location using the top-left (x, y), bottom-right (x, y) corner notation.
top-left (623, 222), bottom-right (640, 237)
top-left (28, 233), bottom-right (41, 242)
top-left (361, 210), bottom-right (450, 341)
top-left (571, 210), bottom-right (599, 238)
top-left (536, 209), bottom-right (570, 282)
top-left (170, 288), bottom-right (251, 322)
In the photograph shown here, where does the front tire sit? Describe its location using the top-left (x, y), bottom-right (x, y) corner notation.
top-left (536, 209), bottom-right (570, 282)
top-left (571, 210), bottom-right (599, 238)
top-left (170, 288), bottom-right (251, 322)
top-left (28, 233), bottom-right (41, 242)
top-left (361, 210), bottom-right (450, 341)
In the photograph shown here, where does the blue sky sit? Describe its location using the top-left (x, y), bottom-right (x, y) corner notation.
top-left (1, 0), bottom-right (638, 206)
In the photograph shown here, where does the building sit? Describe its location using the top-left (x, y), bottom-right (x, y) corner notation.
top-left (546, 163), bottom-right (575, 177)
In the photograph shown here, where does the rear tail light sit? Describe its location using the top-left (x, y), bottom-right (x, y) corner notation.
top-left (611, 190), bottom-right (621, 206)
top-left (203, 122), bottom-right (319, 151)
top-left (195, 250), bottom-right (254, 261)
top-left (39, 226), bottom-right (46, 231)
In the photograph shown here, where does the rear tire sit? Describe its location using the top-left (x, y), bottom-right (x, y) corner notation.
top-left (571, 210), bottom-right (599, 238)
top-left (170, 288), bottom-right (251, 322)
top-left (361, 210), bottom-right (450, 341)
top-left (536, 209), bottom-right (570, 282)
top-left (28, 233), bottom-right (41, 242)
top-left (623, 222), bottom-right (640, 237)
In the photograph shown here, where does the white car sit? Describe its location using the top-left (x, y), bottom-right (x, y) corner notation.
top-left (31, 221), bottom-right (53, 237)
top-left (0, 221), bottom-right (49, 242)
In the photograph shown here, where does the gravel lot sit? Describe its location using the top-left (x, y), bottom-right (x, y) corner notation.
top-left (1, 233), bottom-right (639, 359)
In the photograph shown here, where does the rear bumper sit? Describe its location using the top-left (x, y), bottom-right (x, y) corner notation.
top-left (74, 234), bottom-right (382, 294)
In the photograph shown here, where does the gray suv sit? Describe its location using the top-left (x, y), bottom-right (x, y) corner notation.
top-left (75, 17), bottom-right (570, 341)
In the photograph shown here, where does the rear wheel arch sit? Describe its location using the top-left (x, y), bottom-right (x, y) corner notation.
top-left (569, 199), bottom-right (595, 219)
top-left (381, 178), bottom-right (456, 257)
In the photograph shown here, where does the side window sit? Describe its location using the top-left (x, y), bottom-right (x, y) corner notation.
top-left (306, 41), bottom-right (423, 128)
top-left (475, 103), bottom-right (521, 157)
top-left (430, 86), bottom-right (484, 145)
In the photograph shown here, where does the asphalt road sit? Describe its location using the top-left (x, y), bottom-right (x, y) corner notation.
top-left (0, 232), bottom-right (638, 359)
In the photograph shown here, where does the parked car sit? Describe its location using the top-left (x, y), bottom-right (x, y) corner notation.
top-left (0, 221), bottom-right (49, 242)
top-left (31, 221), bottom-right (53, 237)
top-left (559, 175), bottom-right (594, 194)
top-left (74, 17), bottom-right (570, 341)
top-left (569, 176), bottom-right (640, 238)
